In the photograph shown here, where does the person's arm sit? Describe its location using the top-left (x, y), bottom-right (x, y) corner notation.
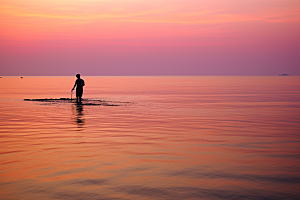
top-left (71, 80), bottom-right (77, 91)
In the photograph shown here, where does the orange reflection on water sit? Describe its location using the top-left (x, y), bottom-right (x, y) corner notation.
top-left (0, 76), bottom-right (299, 199)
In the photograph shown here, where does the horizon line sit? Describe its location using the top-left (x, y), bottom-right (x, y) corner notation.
top-left (0, 75), bottom-right (296, 77)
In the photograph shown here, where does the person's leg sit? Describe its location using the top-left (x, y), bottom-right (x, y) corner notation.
top-left (76, 90), bottom-right (80, 103)
top-left (79, 90), bottom-right (83, 103)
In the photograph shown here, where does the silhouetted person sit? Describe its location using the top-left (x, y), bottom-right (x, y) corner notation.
top-left (72, 74), bottom-right (85, 103)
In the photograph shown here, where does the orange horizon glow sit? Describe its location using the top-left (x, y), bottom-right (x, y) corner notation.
top-left (1, 0), bottom-right (299, 41)
top-left (0, 0), bottom-right (299, 75)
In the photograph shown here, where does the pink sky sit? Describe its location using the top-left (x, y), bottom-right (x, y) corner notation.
top-left (0, 0), bottom-right (299, 75)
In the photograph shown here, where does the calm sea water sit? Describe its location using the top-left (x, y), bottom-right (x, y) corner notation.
top-left (0, 76), bottom-right (299, 200)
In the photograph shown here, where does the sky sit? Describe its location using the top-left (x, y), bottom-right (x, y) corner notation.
top-left (0, 0), bottom-right (299, 76)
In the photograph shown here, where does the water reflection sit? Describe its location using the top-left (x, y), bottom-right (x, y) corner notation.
top-left (72, 103), bottom-right (85, 127)
top-left (0, 77), bottom-right (299, 200)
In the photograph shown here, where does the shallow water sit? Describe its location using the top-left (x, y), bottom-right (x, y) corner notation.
top-left (0, 76), bottom-right (299, 200)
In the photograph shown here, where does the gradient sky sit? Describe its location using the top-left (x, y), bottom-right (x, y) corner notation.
top-left (0, 0), bottom-right (299, 76)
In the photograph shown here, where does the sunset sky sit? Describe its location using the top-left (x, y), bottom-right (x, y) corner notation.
top-left (0, 0), bottom-right (299, 76)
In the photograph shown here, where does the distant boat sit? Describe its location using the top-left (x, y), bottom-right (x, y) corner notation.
top-left (21, 77), bottom-right (23, 79)
top-left (279, 74), bottom-right (290, 76)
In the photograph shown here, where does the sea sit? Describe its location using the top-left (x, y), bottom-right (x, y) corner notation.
top-left (0, 76), bottom-right (299, 200)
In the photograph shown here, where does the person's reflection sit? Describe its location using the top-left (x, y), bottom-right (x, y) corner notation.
top-left (72, 103), bottom-right (85, 127)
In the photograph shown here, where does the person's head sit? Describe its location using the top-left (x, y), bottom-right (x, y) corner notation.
top-left (76, 74), bottom-right (80, 79)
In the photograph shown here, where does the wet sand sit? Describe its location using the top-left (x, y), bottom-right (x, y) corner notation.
top-left (24, 98), bottom-right (130, 106)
